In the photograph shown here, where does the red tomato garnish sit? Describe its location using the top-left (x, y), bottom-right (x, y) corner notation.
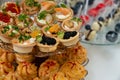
top-left (80, 15), bottom-right (90, 25)
top-left (96, 3), bottom-right (106, 11)
top-left (6, 3), bottom-right (21, 14)
top-left (88, 8), bottom-right (99, 17)
top-left (0, 12), bottom-right (10, 23)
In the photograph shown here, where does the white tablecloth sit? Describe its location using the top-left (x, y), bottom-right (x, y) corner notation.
top-left (82, 43), bottom-right (120, 80)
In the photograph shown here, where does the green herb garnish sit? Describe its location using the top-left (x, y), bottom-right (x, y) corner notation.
top-left (56, 3), bottom-right (67, 8)
top-left (38, 11), bottom-right (48, 20)
top-left (72, 17), bottom-right (82, 22)
top-left (57, 31), bottom-right (64, 39)
top-left (36, 35), bottom-right (42, 42)
top-left (44, 26), bottom-right (50, 32)
top-left (18, 34), bottom-right (31, 42)
top-left (9, 32), bottom-right (15, 37)
top-left (18, 14), bottom-right (27, 21)
top-left (25, 0), bottom-right (40, 7)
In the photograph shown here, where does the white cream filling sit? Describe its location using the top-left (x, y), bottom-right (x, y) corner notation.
top-left (64, 21), bottom-right (78, 30)
top-left (37, 19), bottom-right (46, 24)
top-left (55, 12), bottom-right (71, 19)
top-left (23, 38), bottom-right (35, 45)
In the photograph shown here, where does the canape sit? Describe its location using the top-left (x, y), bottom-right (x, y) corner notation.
top-left (62, 17), bottom-right (82, 31)
top-left (12, 31), bottom-right (36, 53)
top-left (54, 3), bottom-right (73, 21)
top-left (34, 10), bottom-right (53, 26)
top-left (1, 2), bottom-right (21, 17)
top-left (42, 24), bottom-right (60, 37)
top-left (0, 25), bottom-right (20, 43)
top-left (37, 35), bottom-right (59, 52)
top-left (15, 13), bottom-right (33, 29)
top-left (40, 1), bottom-right (56, 12)
top-left (0, 11), bottom-right (13, 27)
top-left (21, 0), bottom-right (41, 15)
top-left (57, 31), bottom-right (79, 46)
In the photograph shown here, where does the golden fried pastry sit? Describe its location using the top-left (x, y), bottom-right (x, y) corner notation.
top-left (21, 0), bottom-right (41, 15)
top-left (67, 43), bottom-right (87, 64)
top-left (60, 61), bottom-right (87, 80)
top-left (0, 48), bottom-right (15, 63)
top-left (15, 53), bottom-right (34, 63)
top-left (4, 72), bottom-right (24, 80)
top-left (33, 77), bottom-right (41, 80)
top-left (49, 72), bottom-right (68, 80)
top-left (38, 59), bottom-right (59, 80)
top-left (16, 62), bottom-right (37, 80)
top-left (0, 62), bottom-right (14, 76)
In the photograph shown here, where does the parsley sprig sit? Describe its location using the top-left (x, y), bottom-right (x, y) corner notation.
top-left (38, 11), bottom-right (48, 20)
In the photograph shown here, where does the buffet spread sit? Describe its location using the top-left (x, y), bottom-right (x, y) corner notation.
top-left (0, 0), bottom-right (88, 80)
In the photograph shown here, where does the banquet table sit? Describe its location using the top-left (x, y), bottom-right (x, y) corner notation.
top-left (82, 43), bottom-right (120, 80)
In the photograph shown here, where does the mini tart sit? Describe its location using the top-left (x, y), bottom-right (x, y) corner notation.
top-left (38, 59), bottom-right (59, 80)
top-left (21, 0), bottom-right (40, 15)
top-left (60, 61), bottom-right (87, 80)
top-left (12, 38), bottom-right (36, 54)
top-left (34, 11), bottom-right (53, 27)
top-left (0, 48), bottom-right (15, 63)
top-left (40, 1), bottom-right (56, 12)
top-left (0, 25), bottom-right (20, 43)
top-left (37, 35), bottom-right (59, 52)
top-left (15, 14), bottom-right (33, 29)
top-left (54, 7), bottom-right (73, 21)
top-left (1, 2), bottom-right (21, 17)
top-left (49, 72), bottom-right (68, 80)
top-left (15, 53), bottom-right (34, 63)
top-left (4, 72), bottom-right (24, 80)
top-left (62, 17), bottom-right (82, 31)
top-left (42, 24), bottom-right (60, 37)
top-left (59, 31), bottom-right (80, 46)
top-left (0, 12), bottom-right (13, 27)
top-left (0, 62), bottom-right (14, 76)
top-left (16, 62), bottom-right (37, 80)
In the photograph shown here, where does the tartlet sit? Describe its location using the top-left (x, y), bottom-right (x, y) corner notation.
top-left (12, 30), bottom-right (36, 53)
top-left (42, 24), bottom-right (60, 37)
top-left (15, 13), bottom-right (33, 29)
top-left (38, 59), bottom-right (59, 80)
top-left (54, 4), bottom-right (73, 21)
top-left (0, 11), bottom-right (13, 27)
top-left (62, 17), bottom-right (82, 31)
top-left (58, 31), bottom-right (80, 46)
top-left (37, 35), bottom-right (59, 52)
top-left (34, 10), bottom-right (53, 27)
top-left (0, 25), bottom-right (20, 43)
top-left (1, 2), bottom-right (21, 17)
top-left (21, 0), bottom-right (41, 15)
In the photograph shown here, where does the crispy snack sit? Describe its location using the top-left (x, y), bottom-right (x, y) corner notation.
top-left (16, 62), bottom-right (37, 80)
top-left (38, 59), bottom-right (59, 80)
top-left (60, 61), bottom-right (87, 80)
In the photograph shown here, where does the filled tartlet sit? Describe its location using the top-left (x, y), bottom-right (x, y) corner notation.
top-left (62, 17), bottom-right (82, 31)
top-left (4, 72), bottom-right (24, 80)
top-left (49, 72), bottom-right (68, 80)
top-left (0, 62), bottom-right (14, 77)
top-left (34, 10), bottom-right (53, 26)
top-left (12, 31), bottom-right (36, 53)
top-left (0, 25), bottom-right (20, 43)
top-left (0, 11), bottom-right (13, 27)
top-left (38, 59), bottom-right (59, 80)
top-left (60, 61), bottom-right (87, 80)
top-left (40, 1), bottom-right (56, 12)
top-left (1, 2), bottom-right (21, 17)
top-left (54, 3), bottom-right (73, 21)
top-left (57, 31), bottom-right (79, 46)
top-left (0, 48), bottom-right (15, 63)
top-left (21, 0), bottom-right (41, 15)
top-left (16, 62), bottom-right (37, 80)
top-left (15, 13), bottom-right (33, 29)
top-left (37, 35), bottom-right (59, 52)
top-left (42, 24), bottom-right (60, 37)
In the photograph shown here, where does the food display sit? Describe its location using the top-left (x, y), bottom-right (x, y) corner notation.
top-left (0, 0), bottom-right (88, 80)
